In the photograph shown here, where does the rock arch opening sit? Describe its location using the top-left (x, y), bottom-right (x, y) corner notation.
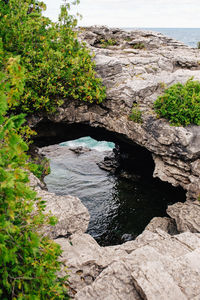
top-left (33, 120), bottom-right (186, 245)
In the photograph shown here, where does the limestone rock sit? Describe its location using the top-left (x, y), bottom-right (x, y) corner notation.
top-left (40, 191), bottom-right (90, 238)
top-left (29, 173), bottom-right (90, 239)
top-left (56, 228), bottom-right (200, 299)
top-left (131, 261), bottom-right (187, 300)
top-left (56, 233), bottom-right (128, 295)
top-left (31, 26), bottom-right (200, 200)
top-left (168, 248), bottom-right (200, 299)
top-left (28, 26), bottom-right (200, 299)
top-left (167, 201), bottom-right (200, 233)
top-left (174, 232), bottom-right (200, 250)
top-left (73, 233), bottom-right (200, 300)
top-left (75, 261), bottom-right (141, 300)
top-left (145, 217), bottom-right (178, 234)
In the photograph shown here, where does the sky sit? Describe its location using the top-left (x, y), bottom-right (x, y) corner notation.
top-left (43, 0), bottom-right (200, 28)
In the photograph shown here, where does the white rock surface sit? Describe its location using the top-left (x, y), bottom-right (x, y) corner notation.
top-left (72, 231), bottom-right (200, 300)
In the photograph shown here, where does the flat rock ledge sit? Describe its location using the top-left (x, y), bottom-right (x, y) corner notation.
top-left (30, 26), bottom-right (200, 201)
top-left (30, 173), bottom-right (200, 299)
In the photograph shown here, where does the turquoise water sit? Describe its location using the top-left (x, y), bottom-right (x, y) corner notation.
top-left (60, 136), bottom-right (115, 152)
top-left (124, 28), bottom-right (200, 48)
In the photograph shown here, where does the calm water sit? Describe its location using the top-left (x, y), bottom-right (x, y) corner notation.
top-left (124, 28), bottom-right (200, 48)
top-left (43, 137), bottom-right (185, 246)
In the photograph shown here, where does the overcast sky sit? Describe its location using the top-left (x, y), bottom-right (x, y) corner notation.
top-left (43, 0), bottom-right (200, 28)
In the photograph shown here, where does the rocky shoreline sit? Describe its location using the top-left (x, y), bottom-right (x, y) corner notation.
top-left (29, 27), bottom-right (200, 299)
top-left (31, 26), bottom-right (200, 201)
top-left (30, 173), bottom-right (200, 299)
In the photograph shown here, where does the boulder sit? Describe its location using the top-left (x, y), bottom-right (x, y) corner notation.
top-left (97, 152), bottom-right (119, 173)
top-left (145, 217), bottom-right (178, 235)
top-left (69, 146), bottom-right (91, 155)
top-left (29, 173), bottom-right (90, 239)
top-left (167, 201), bottom-right (200, 233)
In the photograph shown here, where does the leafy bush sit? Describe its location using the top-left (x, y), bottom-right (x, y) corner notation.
top-left (132, 43), bottom-right (145, 49)
top-left (28, 156), bottom-right (50, 180)
top-left (99, 39), bottom-right (117, 48)
top-left (0, 0), bottom-right (106, 114)
top-left (0, 58), bottom-right (68, 299)
top-left (154, 79), bottom-right (200, 126)
top-left (197, 42), bottom-right (200, 49)
top-left (129, 104), bottom-right (143, 123)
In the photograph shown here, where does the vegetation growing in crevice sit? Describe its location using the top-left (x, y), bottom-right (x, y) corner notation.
top-left (28, 153), bottom-right (50, 181)
top-left (129, 104), bottom-right (143, 123)
top-left (154, 79), bottom-right (200, 126)
top-left (131, 43), bottom-right (145, 49)
top-left (99, 38), bottom-right (118, 48)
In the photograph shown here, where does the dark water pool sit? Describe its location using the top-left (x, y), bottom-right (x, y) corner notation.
top-left (41, 137), bottom-right (185, 246)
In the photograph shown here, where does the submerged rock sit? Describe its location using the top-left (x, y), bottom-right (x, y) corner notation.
top-left (69, 146), bottom-right (91, 155)
top-left (97, 152), bottom-right (119, 173)
top-left (119, 171), bottom-right (141, 181)
top-left (121, 233), bottom-right (134, 242)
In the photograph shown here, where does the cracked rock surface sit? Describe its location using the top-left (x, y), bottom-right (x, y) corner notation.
top-left (31, 26), bottom-right (200, 200)
top-left (58, 230), bottom-right (200, 300)
top-left (30, 173), bottom-right (200, 299)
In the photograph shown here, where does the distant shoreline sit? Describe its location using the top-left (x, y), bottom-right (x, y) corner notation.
top-left (123, 27), bottom-right (200, 47)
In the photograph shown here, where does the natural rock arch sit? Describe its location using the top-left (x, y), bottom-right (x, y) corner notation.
top-left (29, 26), bottom-right (200, 200)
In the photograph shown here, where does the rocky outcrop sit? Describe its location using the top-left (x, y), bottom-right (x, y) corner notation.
top-left (57, 230), bottom-right (200, 300)
top-left (144, 216), bottom-right (178, 235)
top-left (167, 200), bottom-right (200, 233)
top-left (29, 173), bottom-right (90, 238)
top-left (31, 26), bottom-right (200, 200)
top-left (30, 172), bottom-right (200, 299)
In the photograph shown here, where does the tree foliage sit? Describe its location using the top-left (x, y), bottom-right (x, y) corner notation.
top-left (154, 79), bottom-right (200, 126)
top-left (0, 57), bottom-right (69, 299)
top-left (0, 0), bottom-right (106, 114)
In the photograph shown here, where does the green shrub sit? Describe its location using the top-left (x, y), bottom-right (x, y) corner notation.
top-left (197, 42), bottom-right (200, 49)
top-left (28, 157), bottom-right (50, 180)
top-left (99, 39), bottom-right (117, 48)
top-left (28, 153), bottom-right (50, 180)
top-left (154, 79), bottom-right (200, 126)
top-left (129, 104), bottom-right (143, 123)
top-left (0, 0), bottom-right (106, 114)
top-left (132, 43), bottom-right (145, 49)
top-left (0, 58), bottom-right (68, 299)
